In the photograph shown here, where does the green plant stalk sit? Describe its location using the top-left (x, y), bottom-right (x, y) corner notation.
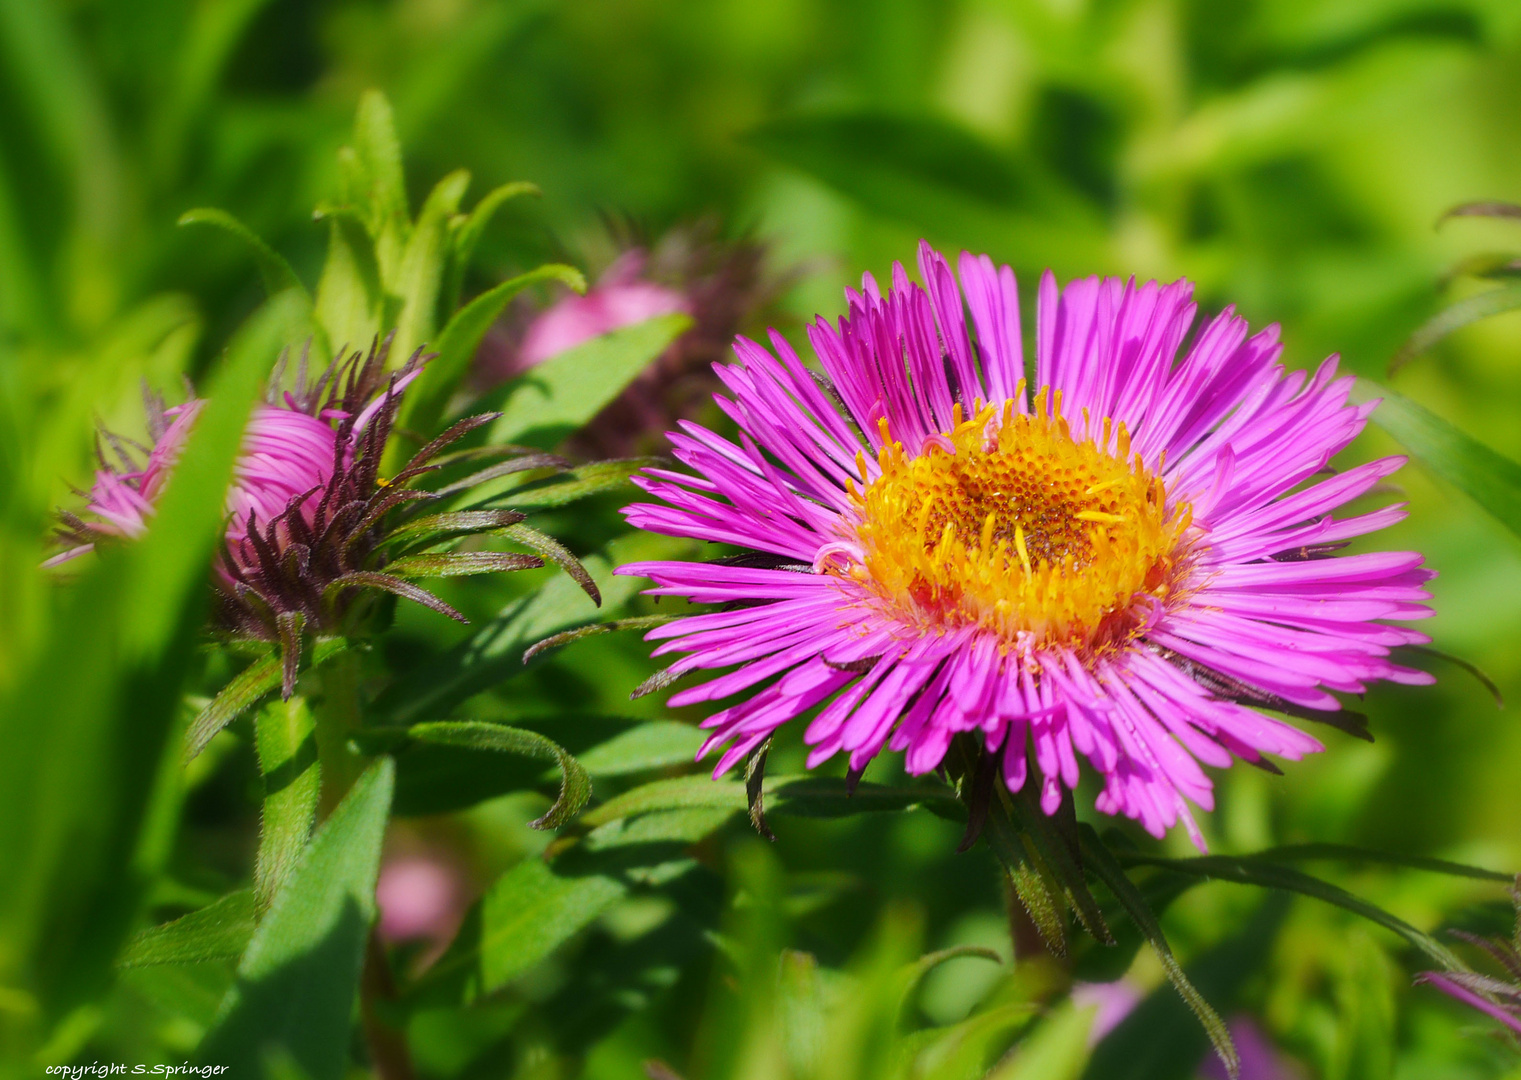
top-left (311, 649), bottom-right (368, 815)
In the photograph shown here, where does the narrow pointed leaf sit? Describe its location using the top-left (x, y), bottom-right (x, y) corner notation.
top-left (1389, 282), bottom-right (1521, 375)
top-left (1111, 848), bottom-right (1469, 971)
top-left (441, 180), bottom-right (541, 310)
top-left (502, 522), bottom-right (599, 605)
top-left (199, 759), bottom-right (394, 1080)
top-left (381, 551), bottom-right (542, 578)
top-left (1078, 825), bottom-right (1238, 1078)
top-left (464, 457), bottom-right (656, 511)
top-left (407, 721), bottom-right (591, 829)
top-left (325, 570), bottom-right (467, 620)
top-left (254, 697), bottom-right (320, 912)
top-left (524, 614), bottom-right (679, 662)
top-left (1356, 379), bottom-right (1521, 538)
top-left (179, 209), bottom-right (307, 298)
top-left (185, 638), bottom-right (350, 762)
top-left (485, 313), bottom-right (692, 447)
top-left (391, 168), bottom-right (471, 363)
top-left (403, 263), bottom-right (587, 438)
top-left (118, 890), bottom-right (258, 968)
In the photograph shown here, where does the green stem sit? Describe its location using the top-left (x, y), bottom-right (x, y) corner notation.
top-left (312, 648), bottom-right (368, 814)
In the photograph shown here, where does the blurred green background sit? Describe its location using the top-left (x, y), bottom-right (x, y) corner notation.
top-left (3, 0), bottom-right (1521, 1077)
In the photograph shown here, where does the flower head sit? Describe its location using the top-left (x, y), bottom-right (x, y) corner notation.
top-left (618, 242), bottom-right (1434, 847)
top-left (55, 338), bottom-right (587, 695)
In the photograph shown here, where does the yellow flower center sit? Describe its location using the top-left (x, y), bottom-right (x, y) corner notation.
top-left (842, 389), bottom-right (1192, 652)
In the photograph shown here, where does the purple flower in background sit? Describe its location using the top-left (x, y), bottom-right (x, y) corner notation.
top-left (1417, 878), bottom-right (1521, 1039)
top-left (1071, 979), bottom-right (1143, 1045)
top-left (517, 252), bottom-right (691, 369)
top-left (376, 853), bottom-right (467, 946)
top-left (618, 241), bottom-right (1434, 847)
top-left (1198, 1017), bottom-right (1306, 1080)
top-left (475, 220), bottom-right (774, 458)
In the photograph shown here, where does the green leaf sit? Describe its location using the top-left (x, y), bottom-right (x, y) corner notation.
top-left (441, 180), bottom-right (541, 312)
top-left (575, 721), bottom-right (706, 777)
top-left (432, 856), bottom-right (629, 998)
top-left (460, 457), bottom-right (656, 512)
top-left (407, 721), bottom-right (592, 829)
top-left (350, 89), bottom-right (408, 251)
top-left (1355, 378), bottom-right (1521, 539)
top-left (986, 1003), bottom-right (1093, 1080)
top-left (178, 208), bottom-right (307, 299)
top-left (378, 508), bottom-right (525, 549)
top-left (400, 262), bottom-right (586, 440)
top-left (382, 551), bottom-right (543, 578)
top-left (1389, 282), bottom-right (1521, 375)
top-left (1079, 896), bottom-right (1286, 1080)
top-left (254, 697), bottom-right (320, 912)
top-left (523, 614), bottom-right (677, 662)
top-left (390, 168), bottom-right (471, 364)
top-left (0, 293), bottom-right (294, 1016)
top-left (118, 890), bottom-right (258, 969)
top-left (199, 758), bottom-right (395, 1080)
top-left (1077, 826), bottom-right (1237, 1078)
top-left (185, 638), bottom-right (350, 762)
top-left (485, 313), bottom-right (693, 448)
top-left (375, 551), bottom-right (627, 724)
top-left (580, 774), bottom-right (962, 830)
top-left (313, 212), bottom-right (382, 359)
top-left (1257, 842), bottom-right (1512, 882)
top-left (1110, 848), bottom-right (1469, 972)
top-left (500, 521), bottom-right (600, 605)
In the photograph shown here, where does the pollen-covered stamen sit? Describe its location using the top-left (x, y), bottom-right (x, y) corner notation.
top-left (843, 386), bottom-right (1193, 651)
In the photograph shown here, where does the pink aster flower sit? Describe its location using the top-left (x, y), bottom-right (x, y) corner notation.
top-left (474, 221), bottom-right (776, 458)
top-left (518, 251), bottom-right (691, 369)
top-left (617, 241), bottom-right (1435, 847)
top-left (53, 340), bottom-right (587, 695)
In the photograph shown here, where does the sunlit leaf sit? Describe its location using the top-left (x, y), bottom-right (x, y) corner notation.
top-left (118, 890), bottom-right (258, 969)
top-left (0, 293), bottom-right (293, 1017)
top-left (184, 638), bottom-right (350, 762)
top-left (485, 313), bottom-right (692, 448)
top-left (199, 758), bottom-right (394, 1080)
top-left (390, 168), bottom-right (471, 364)
top-left (1355, 379), bottom-right (1521, 539)
top-left (574, 721), bottom-right (705, 777)
top-left (401, 262), bottom-right (586, 441)
top-left (440, 180), bottom-right (542, 312)
top-left (253, 697), bottom-right (320, 911)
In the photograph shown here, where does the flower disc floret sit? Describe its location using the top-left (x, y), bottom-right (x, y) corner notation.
top-left (846, 391), bottom-right (1191, 652)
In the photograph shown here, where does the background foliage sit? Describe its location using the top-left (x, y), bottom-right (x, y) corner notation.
top-left (2, 1), bottom-right (1521, 1078)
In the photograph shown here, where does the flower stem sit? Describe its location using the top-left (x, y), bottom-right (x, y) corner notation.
top-left (312, 647), bottom-right (368, 814)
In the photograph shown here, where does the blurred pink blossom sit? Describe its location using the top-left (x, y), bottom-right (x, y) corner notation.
top-left (517, 252), bottom-right (690, 369)
top-left (375, 854), bottom-right (465, 945)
